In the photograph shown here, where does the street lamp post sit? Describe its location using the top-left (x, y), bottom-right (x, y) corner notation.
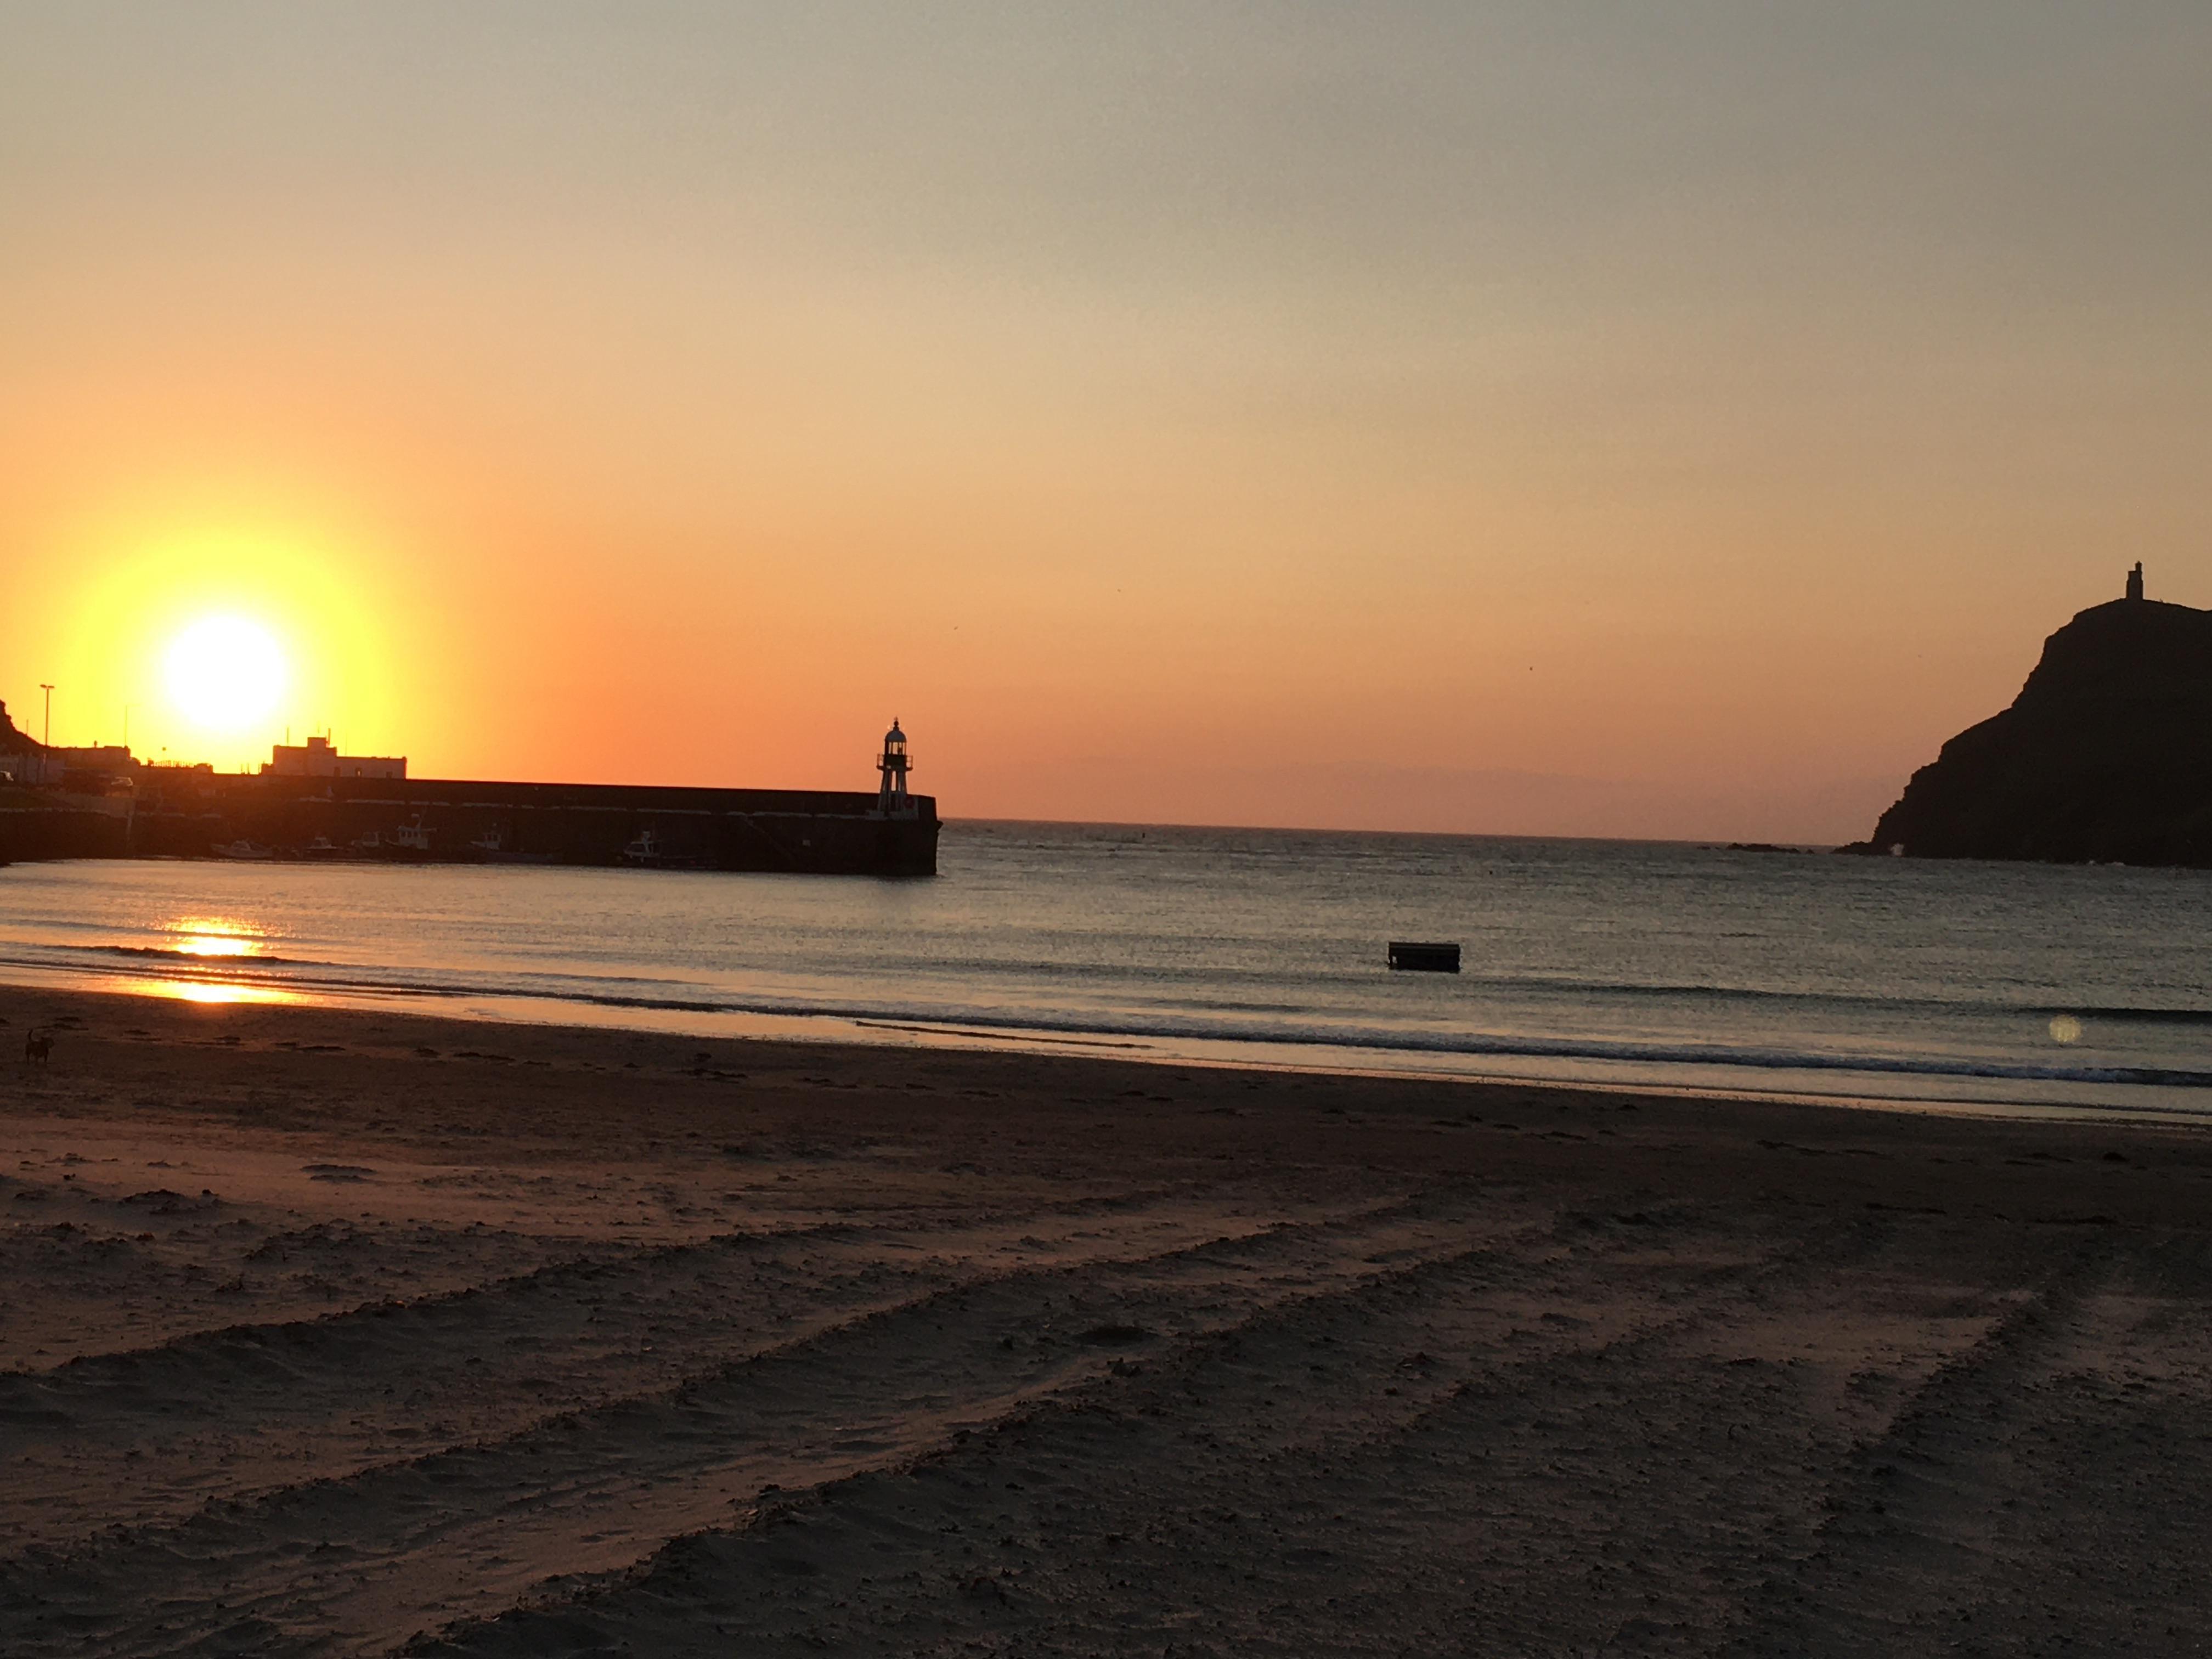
top-left (38, 684), bottom-right (53, 748)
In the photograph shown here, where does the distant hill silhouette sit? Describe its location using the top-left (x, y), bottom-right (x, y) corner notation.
top-left (1851, 575), bottom-right (2212, 866)
top-left (0, 701), bottom-right (48, 760)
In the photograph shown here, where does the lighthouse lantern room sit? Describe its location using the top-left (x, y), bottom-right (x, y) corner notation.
top-left (876, 719), bottom-right (915, 817)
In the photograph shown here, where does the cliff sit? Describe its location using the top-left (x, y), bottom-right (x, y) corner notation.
top-left (1855, 595), bottom-right (2212, 867)
top-left (0, 700), bottom-right (50, 764)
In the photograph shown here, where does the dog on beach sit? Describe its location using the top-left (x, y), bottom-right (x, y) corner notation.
top-left (22, 1029), bottom-right (52, 1065)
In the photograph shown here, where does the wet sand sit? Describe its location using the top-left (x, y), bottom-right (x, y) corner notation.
top-left (4, 984), bottom-right (2211, 1656)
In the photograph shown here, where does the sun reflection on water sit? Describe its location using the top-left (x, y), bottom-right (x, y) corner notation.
top-left (162, 917), bottom-right (267, 958)
top-left (129, 978), bottom-right (298, 1006)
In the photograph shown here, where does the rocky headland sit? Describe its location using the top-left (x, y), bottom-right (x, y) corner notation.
top-left (1853, 570), bottom-right (2212, 866)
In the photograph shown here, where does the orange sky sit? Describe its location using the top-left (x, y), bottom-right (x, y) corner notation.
top-left (4, 6), bottom-right (2208, 840)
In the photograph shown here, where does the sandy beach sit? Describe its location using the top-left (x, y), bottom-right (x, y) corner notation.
top-left (3, 985), bottom-right (2210, 1657)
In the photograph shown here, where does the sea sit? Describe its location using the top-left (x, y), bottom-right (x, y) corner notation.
top-left (2, 822), bottom-right (2208, 1120)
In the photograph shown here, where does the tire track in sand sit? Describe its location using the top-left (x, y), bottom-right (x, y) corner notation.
top-left (0, 1192), bottom-right (1517, 1657)
top-left (0, 1196), bottom-right (1312, 1554)
top-left (408, 1201), bottom-right (1890, 1658)
top-left (1719, 1238), bottom-right (2212, 1657)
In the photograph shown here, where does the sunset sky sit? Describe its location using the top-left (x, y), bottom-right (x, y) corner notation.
top-left (4, 4), bottom-right (2207, 840)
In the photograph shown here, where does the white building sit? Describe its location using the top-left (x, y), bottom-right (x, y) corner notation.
top-left (263, 736), bottom-right (407, 780)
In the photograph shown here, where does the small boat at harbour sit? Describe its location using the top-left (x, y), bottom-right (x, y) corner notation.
top-left (468, 825), bottom-right (555, 865)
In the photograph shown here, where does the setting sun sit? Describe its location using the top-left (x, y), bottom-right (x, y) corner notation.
top-left (164, 616), bottom-right (287, 732)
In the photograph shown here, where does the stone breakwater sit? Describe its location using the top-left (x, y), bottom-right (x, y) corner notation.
top-left (102, 773), bottom-right (938, 875)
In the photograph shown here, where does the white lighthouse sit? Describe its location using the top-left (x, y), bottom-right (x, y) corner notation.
top-left (875, 719), bottom-right (915, 817)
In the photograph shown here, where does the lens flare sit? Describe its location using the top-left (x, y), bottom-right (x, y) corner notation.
top-left (165, 616), bottom-right (287, 731)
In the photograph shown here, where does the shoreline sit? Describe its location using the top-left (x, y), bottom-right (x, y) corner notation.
top-left (7, 977), bottom-right (2210, 1223)
top-left (3, 964), bottom-right (2200, 1131)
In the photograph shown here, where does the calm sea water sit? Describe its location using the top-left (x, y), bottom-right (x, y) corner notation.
top-left (2, 822), bottom-right (2208, 1118)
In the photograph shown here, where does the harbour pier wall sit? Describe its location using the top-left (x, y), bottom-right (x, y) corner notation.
top-left (129, 774), bottom-right (940, 876)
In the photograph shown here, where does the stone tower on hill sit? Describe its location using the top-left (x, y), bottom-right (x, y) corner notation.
top-left (1849, 566), bottom-right (2212, 867)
